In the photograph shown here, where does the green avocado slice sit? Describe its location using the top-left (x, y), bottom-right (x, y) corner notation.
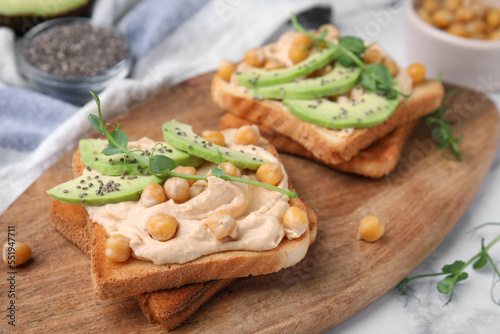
top-left (235, 48), bottom-right (336, 88)
top-left (248, 62), bottom-right (362, 100)
top-left (47, 174), bottom-right (163, 206)
top-left (79, 139), bottom-right (204, 176)
top-left (162, 120), bottom-right (267, 170)
top-left (283, 84), bottom-right (401, 129)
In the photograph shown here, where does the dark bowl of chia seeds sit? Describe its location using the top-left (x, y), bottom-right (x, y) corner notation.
top-left (18, 17), bottom-right (132, 105)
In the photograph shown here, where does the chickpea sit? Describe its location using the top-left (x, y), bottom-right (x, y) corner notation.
top-left (487, 29), bottom-right (500, 40)
top-left (105, 234), bottom-right (131, 262)
top-left (164, 177), bottom-right (190, 203)
top-left (244, 48), bottom-right (266, 68)
top-left (288, 44), bottom-right (309, 64)
top-left (202, 130), bottom-right (225, 147)
top-left (206, 210), bottom-right (236, 239)
top-left (447, 23), bottom-right (468, 37)
top-left (256, 162), bottom-right (283, 186)
top-left (3, 242), bottom-right (31, 267)
top-left (148, 214), bottom-right (178, 241)
top-left (220, 162), bottom-right (241, 178)
top-left (444, 0), bottom-right (461, 12)
top-left (293, 33), bottom-right (312, 46)
top-left (358, 215), bottom-right (385, 242)
top-left (233, 125), bottom-right (259, 146)
top-left (407, 63), bottom-right (426, 85)
top-left (486, 9), bottom-right (500, 29)
top-left (466, 19), bottom-right (486, 34)
top-left (432, 9), bottom-right (453, 28)
top-left (218, 59), bottom-right (236, 82)
top-left (140, 183), bottom-right (166, 207)
top-left (172, 166), bottom-right (197, 186)
top-left (362, 47), bottom-right (383, 64)
top-left (264, 58), bottom-right (286, 70)
top-left (317, 24), bottom-right (340, 41)
top-left (417, 8), bottom-right (433, 24)
top-left (455, 6), bottom-right (475, 22)
top-left (282, 206), bottom-right (308, 236)
top-left (421, 0), bottom-right (441, 13)
top-left (382, 56), bottom-right (399, 77)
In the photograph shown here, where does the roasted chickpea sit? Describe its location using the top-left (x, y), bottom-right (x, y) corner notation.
top-left (382, 56), bottom-right (399, 77)
top-left (164, 177), bottom-right (190, 203)
top-left (233, 125), bottom-right (259, 146)
top-left (256, 162), bottom-right (283, 186)
top-left (363, 47), bottom-right (382, 64)
top-left (447, 23), bottom-right (468, 37)
top-left (358, 215), bottom-right (385, 242)
top-left (106, 234), bottom-right (131, 262)
top-left (206, 210), bottom-right (236, 239)
top-left (172, 166), bottom-right (197, 186)
top-left (282, 206), bottom-right (308, 236)
top-left (444, 0), bottom-right (461, 12)
top-left (455, 6), bottom-right (475, 22)
top-left (140, 183), bottom-right (167, 207)
top-left (202, 130), bottom-right (225, 147)
top-left (421, 0), bottom-right (441, 13)
top-left (486, 9), bottom-right (500, 29)
top-left (148, 214), bottom-right (178, 241)
top-left (407, 63), bottom-right (426, 85)
top-left (218, 59), bottom-right (236, 81)
top-left (317, 24), bottom-right (340, 40)
top-left (487, 29), bottom-right (500, 40)
top-left (244, 48), bottom-right (265, 67)
top-left (220, 162), bottom-right (241, 178)
top-left (3, 242), bottom-right (31, 267)
top-left (288, 44), bottom-right (309, 64)
top-left (417, 8), bottom-right (433, 23)
top-left (293, 33), bottom-right (312, 46)
top-left (432, 9), bottom-right (453, 28)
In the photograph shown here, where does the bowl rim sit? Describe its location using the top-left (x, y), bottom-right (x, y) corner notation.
top-left (17, 16), bottom-right (132, 85)
top-left (406, 0), bottom-right (500, 49)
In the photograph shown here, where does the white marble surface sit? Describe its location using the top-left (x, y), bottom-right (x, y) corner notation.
top-left (327, 1), bottom-right (500, 333)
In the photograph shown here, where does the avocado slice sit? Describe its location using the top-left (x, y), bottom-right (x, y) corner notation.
top-left (162, 121), bottom-right (267, 170)
top-left (283, 85), bottom-right (401, 129)
top-left (47, 174), bottom-right (163, 206)
top-left (236, 48), bottom-right (336, 88)
top-left (248, 62), bottom-right (362, 100)
top-left (79, 139), bottom-right (204, 176)
top-left (0, 0), bottom-right (94, 36)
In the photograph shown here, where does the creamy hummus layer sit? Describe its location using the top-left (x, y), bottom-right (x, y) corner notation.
top-left (230, 29), bottom-right (413, 140)
top-left (86, 130), bottom-right (296, 265)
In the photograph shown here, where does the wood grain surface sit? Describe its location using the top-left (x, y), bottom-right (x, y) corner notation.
top-left (0, 72), bottom-right (499, 333)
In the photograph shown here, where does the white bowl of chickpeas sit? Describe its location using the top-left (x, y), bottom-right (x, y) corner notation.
top-left (406, 0), bottom-right (500, 92)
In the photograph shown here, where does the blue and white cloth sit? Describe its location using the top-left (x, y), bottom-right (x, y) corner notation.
top-left (0, 0), bottom-right (330, 214)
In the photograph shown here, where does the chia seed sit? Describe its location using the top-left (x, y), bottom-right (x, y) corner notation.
top-left (25, 22), bottom-right (128, 78)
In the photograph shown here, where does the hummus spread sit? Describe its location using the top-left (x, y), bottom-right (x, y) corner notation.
top-left (230, 30), bottom-right (413, 140)
top-left (86, 130), bottom-right (299, 265)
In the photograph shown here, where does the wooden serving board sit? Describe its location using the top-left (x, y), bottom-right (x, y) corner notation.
top-left (1, 73), bottom-right (499, 333)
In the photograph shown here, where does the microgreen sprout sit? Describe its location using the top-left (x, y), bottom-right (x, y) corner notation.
top-left (291, 13), bottom-right (408, 100)
top-left (398, 223), bottom-right (500, 307)
top-left (425, 81), bottom-right (464, 161)
top-left (88, 91), bottom-right (297, 198)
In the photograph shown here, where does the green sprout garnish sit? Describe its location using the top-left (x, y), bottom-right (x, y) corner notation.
top-left (398, 223), bottom-right (500, 307)
top-left (425, 74), bottom-right (464, 161)
top-left (88, 91), bottom-right (297, 198)
top-left (291, 13), bottom-right (408, 100)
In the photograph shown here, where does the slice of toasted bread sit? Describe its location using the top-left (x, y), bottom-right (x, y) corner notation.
top-left (71, 140), bottom-right (317, 299)
top-left (50, 199), bottom-right (236, 331)
top-left (220, 113), bottom-right (420, 178)
top-left (211, 74), bottom-right (443, 165)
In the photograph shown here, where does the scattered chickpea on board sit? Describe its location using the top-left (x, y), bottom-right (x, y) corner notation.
top-left (358, 216), bottom-right (385, 242)
top-left (3, 242), bottom-right (31, 267)
top-left (417, 0), bottom-right (500, 40)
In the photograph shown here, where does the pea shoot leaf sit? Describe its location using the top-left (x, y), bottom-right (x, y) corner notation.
top-left (109, 129), bottom-right (128, 149)
top-left (473, 239), bottom-right (488, 270)
top-left (101, 146), bottom-right (124, 156)
top-left (338, 36), bottom-right (366, 56)
top-left (150, 155), bottom-right (175, 173)
top-left (211, 167), bottom-right (226, 177)
top-left (442, 260), bottom-right (466, 273)
top-left (88, 114), bottom-right (105, 135)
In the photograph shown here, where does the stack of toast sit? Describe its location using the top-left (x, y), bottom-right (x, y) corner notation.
top-left (50, 127), bottom-right (317, 330)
